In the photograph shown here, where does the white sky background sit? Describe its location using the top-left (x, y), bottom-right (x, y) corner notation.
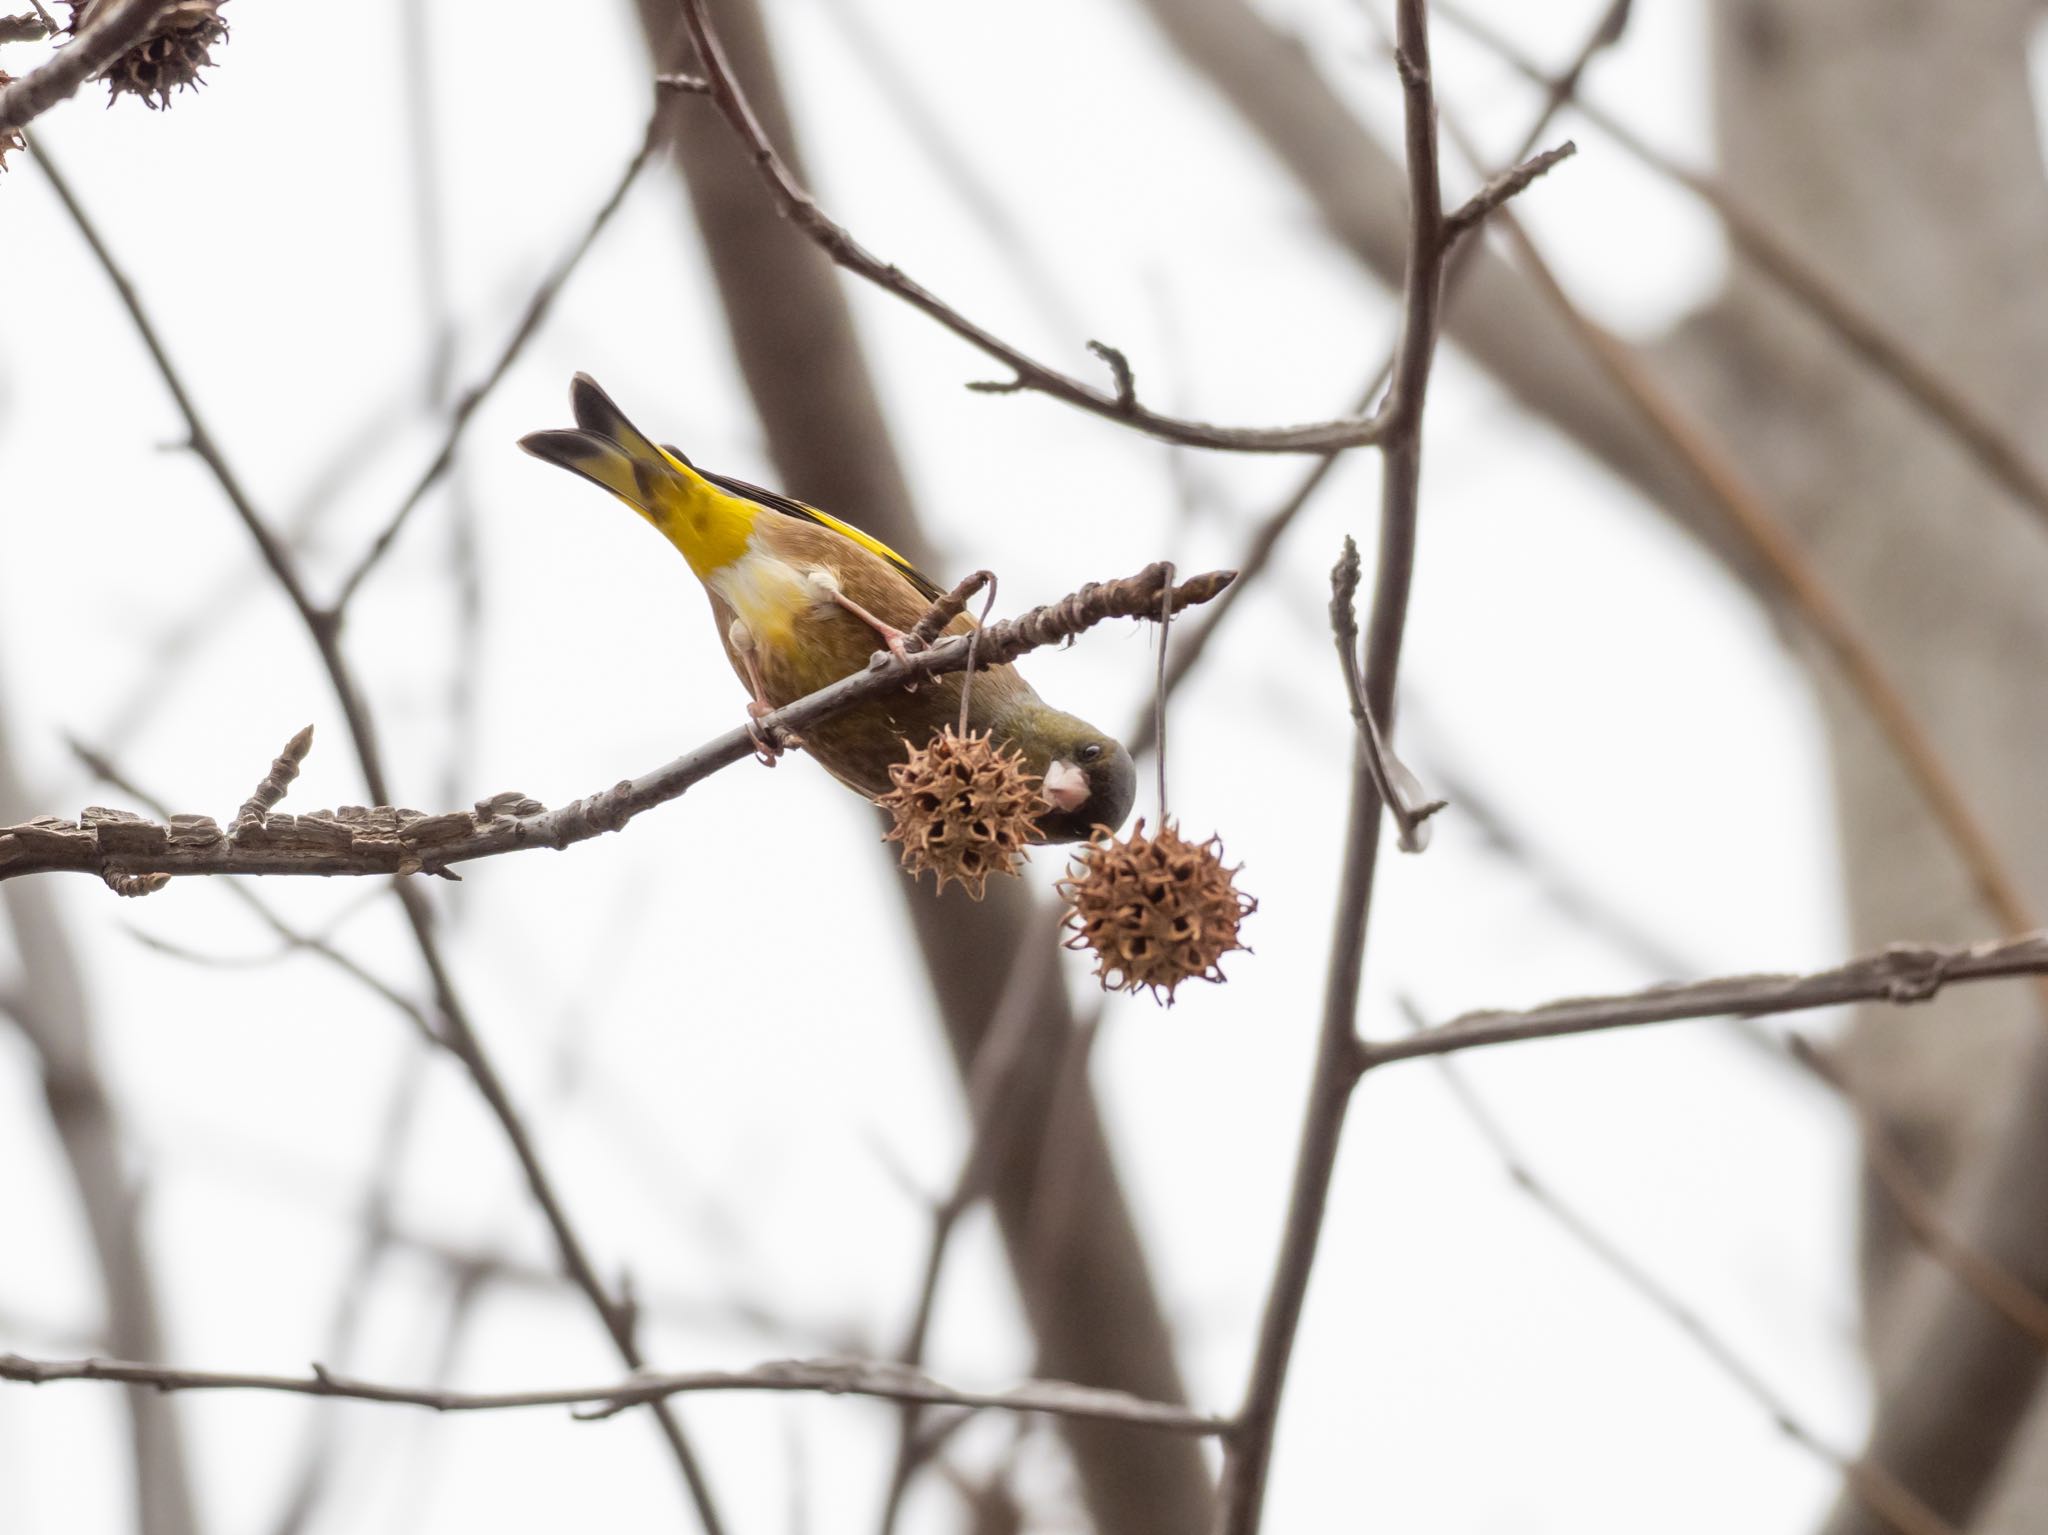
top-left (0, 0), bottom-right (1897, 1530)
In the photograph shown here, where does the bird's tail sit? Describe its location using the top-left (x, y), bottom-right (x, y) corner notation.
top-left (521, 374), bottom-right (764, 583)
top-left (517, 373), bottom-right (699, 510)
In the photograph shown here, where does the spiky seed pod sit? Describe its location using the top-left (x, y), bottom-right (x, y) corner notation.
top-left (66, 0), bottom-right (227, 108)
top-left (1059, 818), bottom-right (1255, 1003)
top-left (879, 727), bottom-right (1044, 899)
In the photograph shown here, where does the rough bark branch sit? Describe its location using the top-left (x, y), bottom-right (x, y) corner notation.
top-left (0, 566), bottom-right (1232, 887)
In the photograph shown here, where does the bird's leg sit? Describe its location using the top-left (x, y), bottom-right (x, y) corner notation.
top-left (729, 618), bottom-right (798, 764)
top-left (804, 567), bottom-right (914, 667)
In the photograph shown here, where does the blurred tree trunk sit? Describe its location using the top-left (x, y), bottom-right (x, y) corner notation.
top-left (1694, 5), bottom-right (2048, 1530)
top-left (0, 692), bottom-right (199, 1535)
top-left (1132, 0), bottom-right (2048, 1528)
top-left (629, 3), bottom-right (1216, 1532)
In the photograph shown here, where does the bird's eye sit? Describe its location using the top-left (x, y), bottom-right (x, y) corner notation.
top-left (1079, 743), bottom-right (1103, 763)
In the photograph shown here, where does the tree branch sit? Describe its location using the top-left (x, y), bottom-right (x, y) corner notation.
top-left (1372, 932), bottom-right (2048, 1066)
top-left (667, 0), bottom-right (1551, 454)
top-left (330, 104), bottom-right (667, 611)
top-left (1218, 4), bottom-right (1445, 1529)
top-left (0, 0), bottom-right (182, 135)
top-left (1434, 0), bottom-right (2048, 547)
top-left (0, 1352), bottom-right (1227, 1436)
top-left (35, 130), bottom-right (732, 1533)
top-left (0, 566), bottom-right (1234, 886)
top-left (1422, 1046), bottom-right (1957, 1535)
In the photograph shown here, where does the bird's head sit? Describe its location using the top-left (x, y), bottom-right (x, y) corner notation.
top-left (1004, 707), bottom-right (1136, 845)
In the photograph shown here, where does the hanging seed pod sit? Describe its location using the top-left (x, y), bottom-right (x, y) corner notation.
top-left (1059, 818), bottom-right (1255, 1003)
top-left (66, 0), bottom-right (227, 108)
top-left (878, 726), bottom-right (1044, 899)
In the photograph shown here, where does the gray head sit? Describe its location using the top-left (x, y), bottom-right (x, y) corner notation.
top-left (1034, 720), bottom-right (1137, 845)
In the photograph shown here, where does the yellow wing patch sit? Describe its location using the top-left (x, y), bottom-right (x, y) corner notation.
top-left (697, 468), bottom-right (947, 603)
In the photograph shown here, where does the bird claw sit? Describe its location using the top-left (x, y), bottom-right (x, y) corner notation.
top-left (747, 703), bottom-right (800, 765)
top-left (878, 631), bottom-right (919, 689)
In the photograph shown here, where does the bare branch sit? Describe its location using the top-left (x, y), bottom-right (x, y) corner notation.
top-left (36, 132), bottom-right (729, 1530)
top-left (1442, 140), bottom-right (1577, 243)
top-left (0, 565), bottom-right (1235, 886)
top-left (1218, 4), bottom-right (1446, 1529)
top-left (331, 104), bottom-right (667, 610)
top-left (1328, 536), bottom-right (1445, 853)
top-left (1791, 1038), bottom-right (2048, 1355)
top-left (1129, 3), bottom-right (1618, 755)
top-left (0, 0), bottom-right (184, 135)
top-left (0, 1352), bottom-right (1227, 1436)
top-left (669, 0), bottom-right (1428, 454)
top-left (1371, 932), bottom-right (2048, 1066)
top-left (1430, 91), bottom-right (2046, 956)
top-left (1423, 1045), bottom-right (1958, 1535)
top-left (1435, 0), bottom-right (2048, 546)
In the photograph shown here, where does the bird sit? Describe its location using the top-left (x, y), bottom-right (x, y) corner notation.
top-left (519, 374), bottom-right (1136, 843)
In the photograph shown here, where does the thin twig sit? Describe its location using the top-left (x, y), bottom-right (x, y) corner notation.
top-left (36, 132), bottom-right (730, 1534)
top-left (1328, 537), bottom-right (1445, 851)
top-left (0, 1352), bottom-right (1227, 1435)
top-left (1790, 1036), bottom-right (2048, 1354)
top-left (32, 138), bottom-right (392, 802)
top-left (1435, 0), bottom-right (2048, 544)
top-left (0, 0), bottom-right (183, 134)
top-left (1129, 7), bottom-right (1608, 757)
top-left (1372, 931), bottom-right (2048, 1066)
top-left (1442, 140), bottom-right (1576, 242)
top-left (1153, 563), bottom-right (1173, 815)
top-left (907, 570), bottom-right (996, 652)
top-left (874, 908), bottom-right (1075, 1535)
top-left (672, 0), bottom-right (1408, 454)
top-left (1218, 5), bottom-right (1445, 1530)
top-left (956, 577), bottom-right (999, 735)
top-left (1422, 1042), bottom-right (1957, 1535)
top-left (1430, 97), bottom-right (2046, 960)
top-left (331, 105), bottom-right (667, 610)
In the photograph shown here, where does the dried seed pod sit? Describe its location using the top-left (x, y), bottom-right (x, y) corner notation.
top-left (67, 0), bottom-right (227, 108)
top-left (878, 726), bottom-right (1043, 899)
top-left (1059, 818), bottom-right (1255, 1003)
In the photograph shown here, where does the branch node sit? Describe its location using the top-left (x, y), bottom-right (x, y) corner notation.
top-left (907, 570), bottom-right (995, 653)
top-left (231, 724), bottom-right (314, 840)
top-left (102, 869), bottom-right (170, 898)
top-left (1087, 340), bottom-right (1137, 413)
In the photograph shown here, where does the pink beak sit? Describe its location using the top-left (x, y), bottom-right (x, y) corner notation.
top-left (1042, 759), bottom-right (1090, 813)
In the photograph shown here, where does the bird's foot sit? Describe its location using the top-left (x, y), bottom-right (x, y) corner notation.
top-left (747, 701), bottom-right (801, 765)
